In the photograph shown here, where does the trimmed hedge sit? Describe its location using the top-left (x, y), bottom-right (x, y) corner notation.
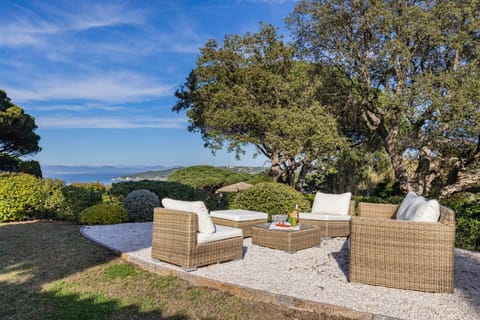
top-left (0, 173), bottom-right (45, 222)
top-left (231, 182), bottom-right (310, 220)
top-left (60, 183), bottom-right (105, 220)
top-left (109, 180), bottom-right (197, 203)
top-left (78, 203), bottom-right (128, 225)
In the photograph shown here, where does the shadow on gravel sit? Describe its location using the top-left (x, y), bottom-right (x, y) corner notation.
top-left (331, 240), bottom-right (350, 279)
top-left (454, 249), bottom-right (480, 313)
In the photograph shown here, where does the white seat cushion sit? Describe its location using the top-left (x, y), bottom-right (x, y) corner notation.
top-left (162, 198), bottom-right (215, 234)
top-left (396, 191), bottom-right (417, 220)
top-left (311, 192), bottom-right (352, 215)
top-left (197, 225), bottom-right (243, 244)
top-left (409, 199), bottom-right (441, 222)
top-left (210, 209), bottom-right (268, 221)
top-left (299, 212), bottom-right (351, 221)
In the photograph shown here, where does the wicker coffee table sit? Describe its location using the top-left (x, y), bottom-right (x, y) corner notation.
top-left (252, 223), bottom-right (321, 252)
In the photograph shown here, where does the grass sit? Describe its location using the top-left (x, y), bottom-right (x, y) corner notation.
top-left (0, 220), bottom-right (348, 320)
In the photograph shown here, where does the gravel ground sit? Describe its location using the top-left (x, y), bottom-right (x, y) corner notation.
top-left (81, 222), bottom-right (480, 320)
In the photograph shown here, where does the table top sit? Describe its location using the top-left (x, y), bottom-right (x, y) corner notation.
top-left (254, 223), bottom-right (317, 232)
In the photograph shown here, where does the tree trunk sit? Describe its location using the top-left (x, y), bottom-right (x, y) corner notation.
top-left (440, 169), bottom-right (480, 197)
top-left (295, 162), bottom-right (311, 192)
top-left (389, 153), bottom-right (411, 193)
top-left (269, 151), bottom-right (283, 183)
top-left (412, 147), bottom-right (440, 195)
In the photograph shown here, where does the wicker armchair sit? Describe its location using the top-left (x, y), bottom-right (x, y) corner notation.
top-left (151, 208), bottom-right (243, 270)
top-left (300, 200), bottom-right (356, 237)
top-left (349, 202), bottom-right (455, 293)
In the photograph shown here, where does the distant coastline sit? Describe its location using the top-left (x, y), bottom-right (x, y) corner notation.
top-left (41, 165), bottom-right (268, 185)
top-left (42, 165), bottom-right (170, 185)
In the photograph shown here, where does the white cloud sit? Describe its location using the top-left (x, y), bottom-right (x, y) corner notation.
top-left (27, 104), bottom-right (129, 112)
top-left (36, 115), bottom-right (188, 129)
top-left (0, 2), bottom-right (146, 48)
top-left (8, 72), bottom-right (174, 104)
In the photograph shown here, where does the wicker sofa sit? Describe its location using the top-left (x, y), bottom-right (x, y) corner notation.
top-left (349, 202), bottom-right (456, 293)
top-left (151, 208), bottom-right (243, 270)
top-left (300, 200), bottom-right (355, 237)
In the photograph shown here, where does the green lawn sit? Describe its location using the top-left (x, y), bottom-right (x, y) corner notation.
top-left (0, 221), bottom-right (345, 320)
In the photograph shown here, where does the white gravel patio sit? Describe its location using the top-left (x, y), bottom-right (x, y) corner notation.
top-left (81, 222), bottom-right (480, 320)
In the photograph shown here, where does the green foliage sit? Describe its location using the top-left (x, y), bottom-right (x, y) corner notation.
top-left (0, 154), bottom-right (20, 172)
top-left (122, 189), bottom-right (160, 222)
top-left (231, 182), bottom-right (310, 220)
top-left (18, 160), bottom-right (42, 178)
top-left (41, 178), bottom-right (67, 219)
top-left (109, 180), bottom-right (197, 203)
top-left (0, 90), bottom-right (41, 158)
top-left (288, 0), bottom-right (480, 196)
top-left (173, 24), bottom-right (346, 186)
top-left (0, 173), bottom-right (46, 221)
top-left (167, 165), bottom-right (254, 192)
top-left (442, 193), bottom-right (480, 251)
top-left (60, 183), bottom-right (105, 220)
top-left (78, 203), bottom-right (128, 225)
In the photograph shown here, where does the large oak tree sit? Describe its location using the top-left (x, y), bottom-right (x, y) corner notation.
top-left (288, 0), bottom-right (480, 196)
top-left (173, 24), bottom-right (346, 189)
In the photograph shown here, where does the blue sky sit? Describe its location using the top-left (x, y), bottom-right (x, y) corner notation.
top-left (2, 0), bottom-right (297, 168)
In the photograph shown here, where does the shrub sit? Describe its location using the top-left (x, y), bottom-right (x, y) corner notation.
top-left (0, 173), bottom-right (46, 222)
top-left (60, 183), bottom-right (105, 220)
top-left (78, 203), bottom-right (128, 225)
top-left (0, 154), bottom-right (20, 172)
top-left (167, 165), bottom-right (254, 192)
top-left (18, 160), bottom-right (42, 178)
top-left (123, 189), bottom-right (160, 222)
top-left (442, 193), bottom-right (480, 251)
top-left (109, 180), bottom-right (197, 203)
top-left (41, 178), bottom-right (67, 219)
top-left (231, 182), bottom-right (310, 220)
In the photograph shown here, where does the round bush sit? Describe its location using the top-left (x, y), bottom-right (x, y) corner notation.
top-left (123, 189), bottom-right (160, 222)
top-left (79, 203), bottom-right (128, 225)
top-left (231, 182), bottom-right (310, 220)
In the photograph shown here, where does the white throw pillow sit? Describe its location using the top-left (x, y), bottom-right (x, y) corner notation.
top-left (311, 192), bottom-right (352, 215)
top-left (401, 196), bottom-right (427, 221)
top-left (409, 200), bottom-right (441, 222)
top-left (161, 198), bottom-right (216, 234)
top-left (396, 191), bottom-right (417, 220)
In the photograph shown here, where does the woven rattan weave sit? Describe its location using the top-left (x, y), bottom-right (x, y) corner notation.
top-left (349, 202), bottom-right (455, 293)
top-left (300, 200), bottom-right (356, 237)
top-left (151, 208), bottom-right (243, 270)
top-left (210, 217), bottom-right (267, 238)
top-left (252, 223), bottom-right (321, 252)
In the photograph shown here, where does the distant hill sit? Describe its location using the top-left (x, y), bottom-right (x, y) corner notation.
top-left (43, 165), bottom-right (167, 175)
top-left (115, 166), bottom-right (268, 182)
top-left (115, 167), bottom-right (181, 181)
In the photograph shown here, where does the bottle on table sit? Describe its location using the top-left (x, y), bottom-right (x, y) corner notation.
top-left (290, 204), bottom-right (299, 227)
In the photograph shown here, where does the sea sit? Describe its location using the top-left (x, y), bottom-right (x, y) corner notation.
top-left (43, 172), bottom-right (123, 185)
top-left (42, 165), bottom-right (166, 185)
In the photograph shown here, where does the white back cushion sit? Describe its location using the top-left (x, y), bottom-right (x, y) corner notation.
top-left (162, 198), bottom-right (216, 234)
top-left (396, 191), bottom-right (417, 220)
top-left (409, 200), bottom-right (441, 222)
top-left (401, 196), bottom-right (428, 221)
top-left (311, 192), bottom-right (352, 215)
